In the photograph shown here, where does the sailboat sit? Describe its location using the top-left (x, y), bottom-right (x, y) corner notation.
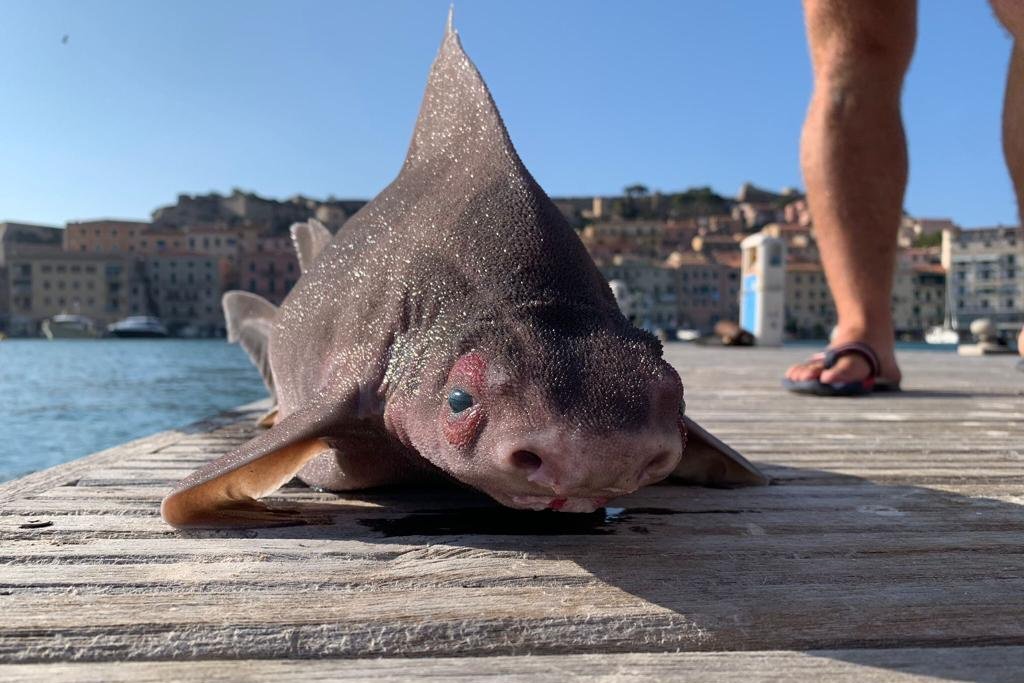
top-left (925, 274), bottom-right (959, 344)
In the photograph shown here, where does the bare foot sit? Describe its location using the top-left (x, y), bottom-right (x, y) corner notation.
top-left (785, 329), bottom-right (902, 386)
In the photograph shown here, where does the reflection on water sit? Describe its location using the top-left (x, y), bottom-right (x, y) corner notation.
top-left (0, 339), bottom-right (265, 482)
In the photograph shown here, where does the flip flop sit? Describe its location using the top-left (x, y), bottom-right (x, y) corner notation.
top-left (783, 341), bottom-right (901, 396)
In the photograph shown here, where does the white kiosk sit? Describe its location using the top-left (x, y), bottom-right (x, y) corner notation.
top-left (740, 232), bottom-right (786, 346)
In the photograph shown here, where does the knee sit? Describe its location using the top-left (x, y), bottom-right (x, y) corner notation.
top-left (807, 3), bottom-right (915, 89)
top-left (814, 34), bottom-right (914, 90)
top-left (992, 0), bottom-right (1024, 40)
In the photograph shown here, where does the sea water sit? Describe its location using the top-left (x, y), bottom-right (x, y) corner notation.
top-left (0, 339), bottom-right (265, 482)
top-left (0, 338), bottom-right (962, 484)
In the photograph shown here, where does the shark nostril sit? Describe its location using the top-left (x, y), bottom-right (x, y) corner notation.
top-left (510, 450), bottom-right (544, 473)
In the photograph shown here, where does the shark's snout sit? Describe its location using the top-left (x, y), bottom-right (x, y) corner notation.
top-left (487, 368), bottom-right (685, 512)
top-left (498, 438), bottom-right (680, 497)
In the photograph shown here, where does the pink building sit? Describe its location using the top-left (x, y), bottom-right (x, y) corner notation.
top-left (237, 236), bottom-right (300, 305)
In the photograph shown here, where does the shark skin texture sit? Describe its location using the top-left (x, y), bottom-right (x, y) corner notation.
top-left (161, 13), bottom-right (766, 530)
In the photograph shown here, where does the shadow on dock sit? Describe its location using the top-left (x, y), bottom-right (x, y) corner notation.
top-left (178, 465), bottom-right (1024, 683)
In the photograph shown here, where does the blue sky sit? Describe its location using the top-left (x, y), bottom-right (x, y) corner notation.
top-left (0, 1), bottom-right (1016, 228)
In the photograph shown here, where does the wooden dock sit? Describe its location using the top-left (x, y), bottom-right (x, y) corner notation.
top-left (1, 346), bottom-right (1023, 681)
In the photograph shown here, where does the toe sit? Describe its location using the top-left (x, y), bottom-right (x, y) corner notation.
top-left (819, 355), bottom-right (872, 385)
top-left (786, 360), bottom-right (824, 383)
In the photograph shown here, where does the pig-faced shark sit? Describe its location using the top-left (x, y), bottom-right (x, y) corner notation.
top-left (161, 13), bottom-right (766, 529)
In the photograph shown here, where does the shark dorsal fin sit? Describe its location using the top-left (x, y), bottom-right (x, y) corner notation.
top-left (290, 219), bottom-right (332, 274)
top-left (402, 11), bottom-right (522, 178)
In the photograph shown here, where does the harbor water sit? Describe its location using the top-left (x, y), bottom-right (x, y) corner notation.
top-left (0, 339), bottom-right (265, 482)
top-left (0, 338), bottom-right (961, 484)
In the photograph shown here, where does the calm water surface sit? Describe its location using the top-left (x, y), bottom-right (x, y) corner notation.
top-left (0, 338), bottom-right (960, 484)
top-left (0, 339), bottom-right (265, 482)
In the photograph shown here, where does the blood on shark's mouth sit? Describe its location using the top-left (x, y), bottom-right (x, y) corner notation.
top-left (508, 493), bottom-right (617, 513)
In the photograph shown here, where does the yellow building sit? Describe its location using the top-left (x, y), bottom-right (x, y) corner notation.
top-left (6, 253), bottom-right (146, 334)
top-left (64, 219), bottom-right (150, 254)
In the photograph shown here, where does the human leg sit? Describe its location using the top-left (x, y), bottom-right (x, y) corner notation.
top-left (990, 0), bottom-right (1024, 360)
top-left (786, 0), bottom-right (916, 386)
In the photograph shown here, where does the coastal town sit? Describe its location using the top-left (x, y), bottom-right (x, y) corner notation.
top-left (0, 183), bottom-right (1021, 341)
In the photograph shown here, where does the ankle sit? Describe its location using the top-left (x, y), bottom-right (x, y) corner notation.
top-left (830, 321), bottom-right (896, 352)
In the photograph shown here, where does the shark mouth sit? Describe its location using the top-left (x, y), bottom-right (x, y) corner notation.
top-left (510, 494), bottom-right (614, 513)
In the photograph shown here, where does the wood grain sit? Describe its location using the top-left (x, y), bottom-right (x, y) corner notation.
top-left (1, 347), bottom-right (1022, 681)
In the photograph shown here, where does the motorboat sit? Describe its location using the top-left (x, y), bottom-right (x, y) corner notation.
top-left (107, 316), bottom-right (169, 338)
top-left (42, 314), bottom-right (98, 339)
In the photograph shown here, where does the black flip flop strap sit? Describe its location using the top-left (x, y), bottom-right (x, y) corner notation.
top-left (822, 342), bottom-right (881, 378)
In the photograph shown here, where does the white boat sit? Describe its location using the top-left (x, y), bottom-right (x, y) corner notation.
top-left (107, 316), bottom-right (169, 339)
top-left (42, 314), bottom-right (98, 339)
top-left (924, 325), bottom-right (959, 345)
top-left (925, 278), bottom-right (959, 344)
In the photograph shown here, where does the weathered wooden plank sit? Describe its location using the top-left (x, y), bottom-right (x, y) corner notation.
top-left (0, 348), bottom-right (1021, 677)
top-left (2, 647), bottom-right (1024, 682)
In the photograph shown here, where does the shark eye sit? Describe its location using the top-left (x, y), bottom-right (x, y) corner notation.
top-left (448, 388), bottom-right (474, 414)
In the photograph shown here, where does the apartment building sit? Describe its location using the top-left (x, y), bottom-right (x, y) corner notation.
top-left (942, 225), bottom-right (1023, 332)
top-left (64, 219), bottom-right (151, 254)
top-left (6, 252), bottom-right (146, 334)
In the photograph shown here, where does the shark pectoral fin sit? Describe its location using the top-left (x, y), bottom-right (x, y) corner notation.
top-left (671, 416), bottom-right (769, 488)
top-left (257, 407), bottom-right (278, 428)
top-left (161, 437), bottom-right (328, 528)
top-left (223, 291), bottom-right (278, 399)
top-left (290, 219), bottom-right (333, 274)
top-left (161, 385), bottom-right (358, 529)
